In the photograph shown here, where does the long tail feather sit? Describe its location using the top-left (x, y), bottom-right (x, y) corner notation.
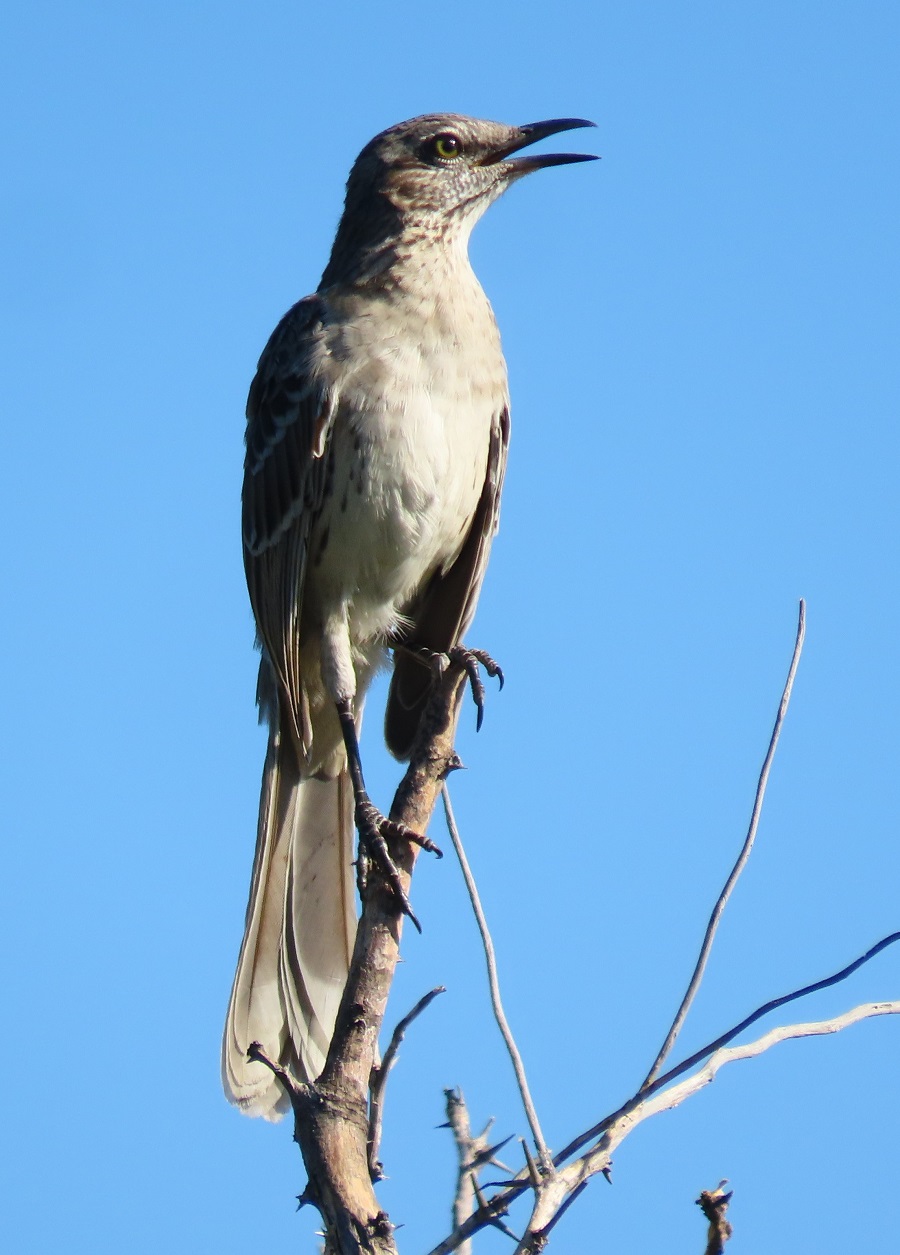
top-left (222, 722), bottom-right (356, 1119)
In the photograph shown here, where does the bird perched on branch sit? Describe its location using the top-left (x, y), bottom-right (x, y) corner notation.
top-left (223, 113), bottom-right (596, 1118)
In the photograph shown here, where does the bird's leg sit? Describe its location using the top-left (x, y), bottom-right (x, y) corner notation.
top-left (335, 697), bottom-right (441, 933)
top-left (401, 644), bottom-right (505, 732)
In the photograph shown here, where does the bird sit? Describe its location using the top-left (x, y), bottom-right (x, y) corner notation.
top-left (223, 113), bottom-right (596, 1118)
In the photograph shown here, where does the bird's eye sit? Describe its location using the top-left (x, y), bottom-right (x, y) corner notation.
top-left (431, 134), bottom-right (462, 161)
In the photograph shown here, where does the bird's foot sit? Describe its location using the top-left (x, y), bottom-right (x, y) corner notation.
top-left (355, 796), bottom-right (442, 933)
top-left (438, 646), bottom-right (504, 731)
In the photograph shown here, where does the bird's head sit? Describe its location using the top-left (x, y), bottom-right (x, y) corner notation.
top-left (351, 113), bottom-right (597, 221)
top-left (321, 113), bottom-right (596, 285)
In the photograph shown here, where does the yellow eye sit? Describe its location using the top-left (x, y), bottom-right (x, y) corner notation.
top-left (433, 134), bottom-right (461, 160)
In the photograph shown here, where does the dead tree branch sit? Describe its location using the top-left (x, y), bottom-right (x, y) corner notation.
top-left (696, 1183), bottom-right (733, 1254)
top-left (428, 996), bottom-right (900, 1255)
top-left (442, 1088), bottom-right (516, 1254)
top-left (255, 666), bottom-right (469, 1255)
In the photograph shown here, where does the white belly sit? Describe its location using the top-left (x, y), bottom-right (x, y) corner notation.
top-left (309, 379), bottom-right (494, 644)
top-left (306, 277), bottom-right (507, 647)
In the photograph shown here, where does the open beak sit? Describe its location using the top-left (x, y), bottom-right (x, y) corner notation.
top-left (481, 117), bottom-right (598, 174)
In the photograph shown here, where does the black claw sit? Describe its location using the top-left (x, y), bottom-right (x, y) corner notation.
top-left (446, 646), bottom-right (503, 731)
top-left (355, 799), bottom-right (428, 931)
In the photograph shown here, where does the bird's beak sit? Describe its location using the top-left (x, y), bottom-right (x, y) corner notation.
top-left (481, 118), bottom-right (598, 174)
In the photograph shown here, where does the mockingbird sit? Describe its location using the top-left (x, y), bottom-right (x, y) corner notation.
top-left (223, 113), bottom-right (596, 1118)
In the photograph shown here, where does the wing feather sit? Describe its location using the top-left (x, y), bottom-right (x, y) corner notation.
top-left (242, 296), bottom-right (335, 749)
top-left (384, 405), bottom-right (510, 758)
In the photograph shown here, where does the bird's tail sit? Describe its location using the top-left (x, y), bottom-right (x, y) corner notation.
top-left (222, 719), bottom-right (356, 1120)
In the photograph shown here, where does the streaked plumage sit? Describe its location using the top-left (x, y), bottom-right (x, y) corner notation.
top-left (224, 114), bottom-right (595, 1117)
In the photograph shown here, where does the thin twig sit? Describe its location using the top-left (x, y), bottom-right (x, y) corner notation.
top-left (246, 1041), bottom-right (303, 1102)
top-left (641, 599), bottom-right (807, 1089)
top-left (430, 933), bottom-right (900, 1255)
top-left (648, 934), bottom-right (900, 1099)
top-left (367, 986), bottom-right (445, 1179)
top-left (442, 782), bottom-right (551, 1168)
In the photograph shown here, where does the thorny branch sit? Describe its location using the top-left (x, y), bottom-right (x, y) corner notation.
top-left (249, 665), bottom-right (470, 1255)
top-left (427, 998), bottom-right (900, 1255)
top-left (442, 1088), bottom-right (516, 1255)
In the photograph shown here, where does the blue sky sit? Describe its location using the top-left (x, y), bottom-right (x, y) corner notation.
top-left (3, 1), bottom-right (899, 1250)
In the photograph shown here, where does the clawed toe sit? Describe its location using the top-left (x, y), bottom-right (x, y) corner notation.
top-left (395, 642), bottom-right (504, 733)
top-left (355, 798), bottom-right (442, 932)
top-left (446, 646), bottom-right (504, 731)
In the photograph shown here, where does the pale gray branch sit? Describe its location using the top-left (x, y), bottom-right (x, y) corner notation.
top-left (441, 1089), bottom-right (516, 1255)
top-left (428, 995), bottom-right (900, 1254)
top-left (515, 1001), bottom-right (900, 1250)
top-left (586, 1001), bottom-right (900, 1171)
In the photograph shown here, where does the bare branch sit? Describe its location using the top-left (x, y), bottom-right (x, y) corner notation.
top-left (285, 667), bottom-right (469, 1255)
top-left (510, 1001), bottom-right (900, 1252)
top-left (558, 930), bottom-right (900, 1164)
top-left (274, 604), bottom-right (895, 1255)
top-left (442, 782), bottom-right (551, 1170)
top-left (696, 1183), bottom-right (733, 1255)
top-left (644, 935), bottom-right (900, 1106)
top-left (429, 988), bottom-right (900, 1254)
top-left (612, 1001), bottom-right (900, 1136)
top-left (367, 987), bottom-right (445, 1180)
top-left (642, 599), bottom-right (807, 1089)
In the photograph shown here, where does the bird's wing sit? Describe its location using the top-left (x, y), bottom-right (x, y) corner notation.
top-left (384, 405), bottom-right (510, 759)
top-left (242, 296), bottom-right (336, 750)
